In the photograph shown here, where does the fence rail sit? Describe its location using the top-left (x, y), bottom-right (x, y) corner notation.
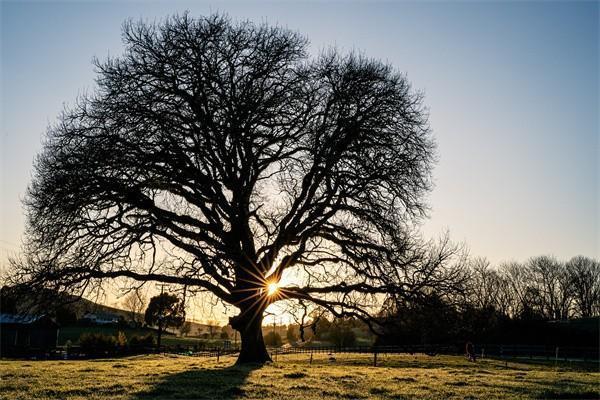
top-left (8, 343), bottom-right (597, 363)
top-left (173, 344), bottom-right (598, 363)
top-left (472, 344), bottom-right (599, 362)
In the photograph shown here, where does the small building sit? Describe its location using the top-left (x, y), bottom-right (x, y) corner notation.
top-left (81, 312), bottom-right (119, 325)
top-left (0, 313), bottom-right (59, 356)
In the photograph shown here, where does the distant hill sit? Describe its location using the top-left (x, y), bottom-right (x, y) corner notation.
top-left (71, 296), bottom-right (221, 335)
top-left (2, 286), bottom-right (221, 335)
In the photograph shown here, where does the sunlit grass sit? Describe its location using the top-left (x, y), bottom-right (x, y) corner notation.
top-left (0, 353), bottom-right (598, 399)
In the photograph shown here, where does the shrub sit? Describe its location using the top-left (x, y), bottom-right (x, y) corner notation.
top-left (116, 331), bottom-right (127, 347)
top-left (79, 332), bottom-right (117, 355)
top-left (286, 325), bottom-right (298, 343)
top-left (129, 333), bottom-right (155, 348)
top-left (264, 331), bottom-right (282, 347)
top-left (329, 325), bottom-right (357, 347)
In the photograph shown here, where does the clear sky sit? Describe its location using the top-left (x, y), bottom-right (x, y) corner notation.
top-left (1, 1), bottom-right (598, 319)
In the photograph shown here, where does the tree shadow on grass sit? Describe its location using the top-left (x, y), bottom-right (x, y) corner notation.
top-left (134, 363), bottom-right (260, 400)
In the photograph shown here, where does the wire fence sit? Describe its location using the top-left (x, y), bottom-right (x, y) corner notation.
top-left (12, 342), bottom-right (597, 363)
top-left (168, 343), bottom-right (599, 364)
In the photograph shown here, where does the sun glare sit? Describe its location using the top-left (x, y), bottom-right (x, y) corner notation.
top-left (266, 282), bottom-right (280, 296)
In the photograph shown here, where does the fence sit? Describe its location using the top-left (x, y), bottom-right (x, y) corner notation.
top-left (169, 343), bottom-right (599, 364)
top-left (25, 342), bottom-right (595, 363)
top-left (472, 344), bottom-right (599, 362)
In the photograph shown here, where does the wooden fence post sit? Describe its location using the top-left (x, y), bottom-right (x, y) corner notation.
top-left (217, 348), bottom-right (220, 363)
top-left (373, 349), bottom-right (378, 367)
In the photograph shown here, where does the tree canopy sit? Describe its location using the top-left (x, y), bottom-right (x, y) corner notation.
top-left (11, 13), bottom-right (464, 363)
top-left (144, 293), bottom-right (185, 348)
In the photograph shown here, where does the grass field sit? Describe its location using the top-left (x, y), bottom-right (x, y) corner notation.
top-left (57, 325), bottom-right (223, 347)
top-left (0, 353), bottom-right (598, 399)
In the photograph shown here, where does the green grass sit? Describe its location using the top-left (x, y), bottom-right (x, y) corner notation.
top-left (57, 326), bottom-right (222, 347)
top-left (0, 353), bottom-right (598, 399)
top-left (58, 326), bottom-right (150, 344)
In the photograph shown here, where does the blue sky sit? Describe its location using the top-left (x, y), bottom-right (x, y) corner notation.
top-left (1, 1), bottom-right (598, 275)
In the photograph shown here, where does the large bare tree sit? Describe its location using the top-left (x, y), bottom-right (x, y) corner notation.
top-left (11, 14), bottom-right (461, 363)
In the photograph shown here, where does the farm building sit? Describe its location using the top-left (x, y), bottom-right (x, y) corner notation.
top-left (0, 313), bottom-right (59, 356)
top-left (81, 312), bottom-right (120, 325)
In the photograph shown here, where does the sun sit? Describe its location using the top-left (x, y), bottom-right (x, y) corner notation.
top-left (266, 281), bottom-right (280, 296)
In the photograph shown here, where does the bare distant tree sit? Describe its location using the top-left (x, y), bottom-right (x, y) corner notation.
top-left (179, 321), bottom-right (192, 337)
top-left (10, 14), bottom-right (464, 363)
top-left (499, 261), bottom-right (533, 318)
top-left (526, 256), bottom-right (572, 320)
top-left (466, 257), bottom-right (516, 316)
top-left (122, 289), bottom-right (146, 326)
top-left (468, 258), bottom-right (498, 309)
top-left (205, 319), bottom-right (220, 338)
top-left (566, 256), bottom-right (600, 318)
top-left (493, 272), bottom-right (514, 317)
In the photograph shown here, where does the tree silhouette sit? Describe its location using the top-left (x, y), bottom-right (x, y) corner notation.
top-left (144, 293), bottom-right (185, 349)
top-left (122, 289), bottom-right (146, 326)
top-left (11, 13), bottom-right (464, 363)
top-left (566, 256), bottom-right (600, 318)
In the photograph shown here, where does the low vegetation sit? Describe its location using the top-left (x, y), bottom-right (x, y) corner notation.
top-left (57, 326), bottom-right (223, 348)
top-left (1, 353), bottom-right (597, 399)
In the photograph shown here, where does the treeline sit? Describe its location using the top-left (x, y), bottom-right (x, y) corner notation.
top-left (285, 317), bottom-right (369, 347)
top-left (377, 255), bottom-right (600, 347)
top-left (464, 255), bottom-right (599, 320)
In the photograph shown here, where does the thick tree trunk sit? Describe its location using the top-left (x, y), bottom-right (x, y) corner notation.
top-left (231, 311), bottom-right (271, 364)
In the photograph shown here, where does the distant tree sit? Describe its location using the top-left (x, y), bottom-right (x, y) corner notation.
top-left (220, 331), bottom-right (229, 340)
top-left (221, 325), bottom-right (234, 339)
top-left (380, 293), bottom-right (459, 345)
top-left (122, 290), bottom-right (146, 326)
top-left (527, 256), bottom-right (572, 320)
top-left (286, 324), bottom-right (298, 343)
top-left (566, 256), bottom-right (600, 318)
top-left (264, 331), bottom-right (282, 347)
top-left (499, 261), bottom-right (533, 318)
top-left (468, 258), bottom-right (499, 310)
top-left (179, 321), bottom-right (192, 337)
top-left (329, 319), bottom-right (357, 347)
top-left (0, 286), bottom-right (18, 314)
top-left (205, 320), bottom-right (220, 338)
top-left (9, 13), bottom-right (468, 364)
top-left (144, 293), bottom-right (185, 348)
top-left (313, 316), bottom-right (333, 340)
